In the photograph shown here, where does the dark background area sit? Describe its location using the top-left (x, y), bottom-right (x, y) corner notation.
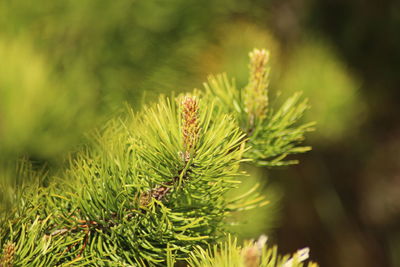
top-left (269, 1), bottom-right (400, 266)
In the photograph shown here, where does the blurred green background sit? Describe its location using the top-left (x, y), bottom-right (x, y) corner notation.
top-left (1, 0), bottom-right (399, 266)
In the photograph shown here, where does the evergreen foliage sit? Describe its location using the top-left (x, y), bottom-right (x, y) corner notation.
top-left (187, 235), bottom-right (317, 267)
top-left (0, 49), bottom-right (316, 266)
top-left (203, 49), bottom-right (314, 166)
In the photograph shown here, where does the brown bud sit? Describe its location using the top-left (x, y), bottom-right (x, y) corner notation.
top-left (151, 185), bottom-right (171, 201)
top-left (139, 192), bottom-right (152, 207)
top-left (181, 96), bottom-right (200, 161)
top-left (1, 241), bottom-right (16, 267)
top-left (243, 246), bottom-right (260, 267)
top-left (244, 49), bottom-right (270, 127)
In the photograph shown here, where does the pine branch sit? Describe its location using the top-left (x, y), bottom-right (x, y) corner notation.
top-left (1, 93), bottom-right (263, 266)
top-left (186, 234), bottom-right (318, 267)
top-left (203, 49), bottom-right (315, 167)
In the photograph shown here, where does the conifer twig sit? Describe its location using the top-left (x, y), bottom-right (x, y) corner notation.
top-left (140, 96), bottom-right (200, 205)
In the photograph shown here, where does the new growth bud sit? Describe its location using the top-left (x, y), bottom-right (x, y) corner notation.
top-left (243, 246), bottom-right (260, 267)
top-left (1, 241), bottom-right (15, 267)
top-left (181, 96), bottom-right (200, 162)
top-left (244, 48), bottom-right (270, 128)
top-left (242, 234), bottom-right (267, 267)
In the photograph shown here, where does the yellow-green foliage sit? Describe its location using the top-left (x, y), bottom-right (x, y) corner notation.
top-left (187, 235), bottom-right (318, 267)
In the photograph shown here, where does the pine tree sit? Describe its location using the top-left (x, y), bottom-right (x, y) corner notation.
top-left (0, 49), bottom-right (316, 266)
